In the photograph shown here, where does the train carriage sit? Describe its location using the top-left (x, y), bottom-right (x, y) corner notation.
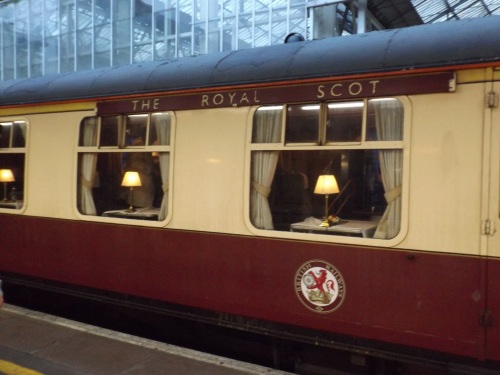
top-left (1, 16), bottom-right (500, 372)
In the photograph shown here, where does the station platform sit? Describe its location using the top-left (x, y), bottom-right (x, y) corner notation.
top-left (0, 304), bottom-right (291, 375)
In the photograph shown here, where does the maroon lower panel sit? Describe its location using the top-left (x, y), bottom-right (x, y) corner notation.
top-left (487, 259), bottom-right (500, 361)
top-left (0, 215), bottom-right (493, 361)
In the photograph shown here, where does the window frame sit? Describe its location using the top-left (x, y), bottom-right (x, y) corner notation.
top-left (0, 117), bottom-right (28, 213)
top-left (75, 112), bottom-right (175, 226)
top-left (244, 97), bottom-right (411, 247)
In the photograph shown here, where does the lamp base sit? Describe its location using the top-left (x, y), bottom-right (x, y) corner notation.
top-left (319, 219), bottom-right (330, 228)
top-left (125, 187), bottom-right (136, 213)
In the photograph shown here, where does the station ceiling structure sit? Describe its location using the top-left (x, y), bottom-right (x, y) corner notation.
top-left (368, 0), bottom-right (500, 28)
top-left (412, 0), bottom-right (500, 23)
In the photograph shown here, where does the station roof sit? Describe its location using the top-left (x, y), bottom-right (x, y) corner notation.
top-left (369, 0), bottom-right (500, 28)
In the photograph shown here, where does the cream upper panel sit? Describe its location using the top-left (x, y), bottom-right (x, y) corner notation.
top-left (170, 107), bottom-right (250, 234)
top-left (401, 83), bottom-right (485, 255)
top-left (24, 111), bottom-right (93, 219)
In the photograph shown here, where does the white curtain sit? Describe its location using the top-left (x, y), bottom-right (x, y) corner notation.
top-left (154, 113), bottom-right (171, 220)
top-left (373, 100), bottom-right (403, 239)
top-left (79, 118), bottom-right (98, 215)
top-left (250, 108), bottom-right (282, 229)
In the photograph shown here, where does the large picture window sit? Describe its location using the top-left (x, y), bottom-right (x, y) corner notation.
top-left (77, 112), bottom-right (172, 221)
top-left (249, 99), bottom-right (405, 239)
top-left (0, 119), bottom-right (27, 210)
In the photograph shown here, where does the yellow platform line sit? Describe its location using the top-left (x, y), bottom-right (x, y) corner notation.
top-left (0, 360), bottom-right (43, 375)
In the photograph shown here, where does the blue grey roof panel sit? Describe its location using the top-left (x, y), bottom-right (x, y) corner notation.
top-left (1, 15), bottom-right (499, 106)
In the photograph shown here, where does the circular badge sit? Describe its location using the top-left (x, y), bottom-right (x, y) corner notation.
top-left (295, 259), bottom-right (346, 313)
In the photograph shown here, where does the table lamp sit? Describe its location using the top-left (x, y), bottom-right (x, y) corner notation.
top-left (314, 174), bottom-right (339, 227)
top-left (0, 169), bottom-right (15, 202)
top-left (121, 171), bottom-right (142, 212)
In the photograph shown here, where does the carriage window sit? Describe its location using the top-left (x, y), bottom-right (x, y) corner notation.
top-left (77, 112), bottom-right (172, 222)
top-left (249, 99), bottom-right (404, 240)
top-left (0, 120), bottom-right (27, 210)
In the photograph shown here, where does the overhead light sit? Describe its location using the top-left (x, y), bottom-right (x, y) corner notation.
top-left (301, 105), bottom-right (320, 110)
top-left (258, 106), bottom-right (283, 111)
top-left (328, 102), bottom-right (364, 109)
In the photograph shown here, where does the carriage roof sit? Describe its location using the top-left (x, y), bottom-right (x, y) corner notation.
top-left (1, 15), bottom-right (499, 106)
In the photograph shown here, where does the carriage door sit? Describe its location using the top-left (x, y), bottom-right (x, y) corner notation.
top-left (485, 75), bottom-right (500, 361)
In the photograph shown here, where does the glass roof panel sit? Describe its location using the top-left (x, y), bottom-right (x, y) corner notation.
top-left (411, 0), bottom-right (500, 24)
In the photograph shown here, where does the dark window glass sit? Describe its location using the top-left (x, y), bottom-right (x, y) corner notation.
top-left (285, 104), bottom-right (319, 144)
top-left (11, 121), bottom-right (27, 147)
top-left (0, 122), bottom-right (12, 148)
top-left (125, 114), bottom-right (148, 147)
top-left (100, 116), bottom-right (121, 147)
top-left (326, 101), bottom-right (363, 142)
